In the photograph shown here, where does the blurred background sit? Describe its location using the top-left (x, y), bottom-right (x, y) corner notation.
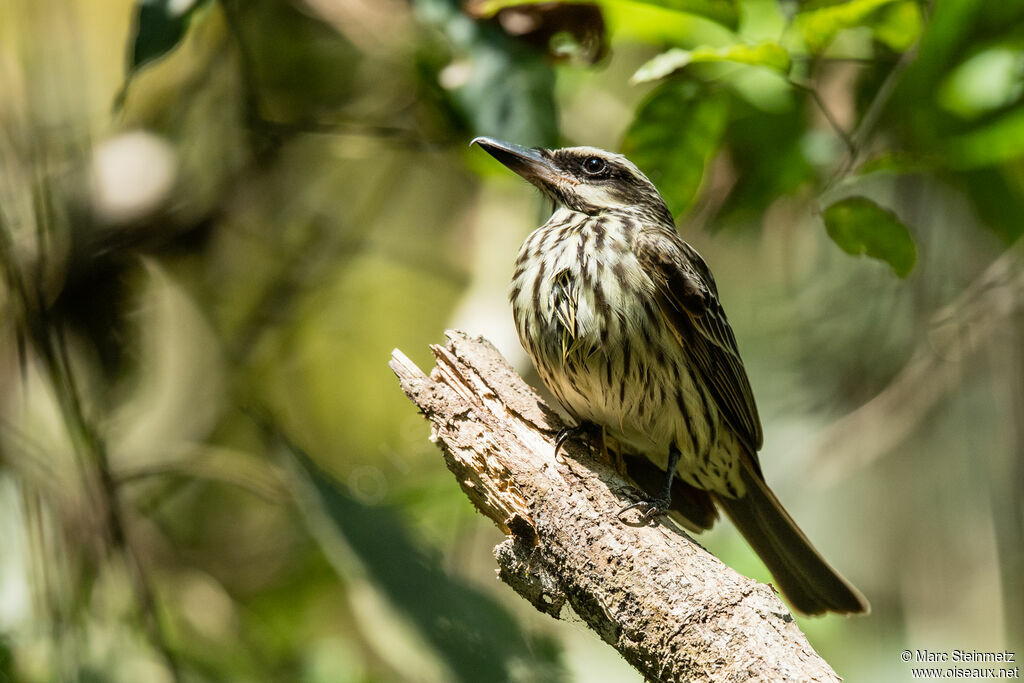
top-left (0, 0), bottom-right (1021, 680)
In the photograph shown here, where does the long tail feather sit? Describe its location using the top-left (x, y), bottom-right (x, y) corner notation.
top-left (713, 456), bottom-right (869, 616)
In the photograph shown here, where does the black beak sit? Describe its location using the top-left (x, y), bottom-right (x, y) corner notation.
top-left (471, 137), bottom-right (560, 187)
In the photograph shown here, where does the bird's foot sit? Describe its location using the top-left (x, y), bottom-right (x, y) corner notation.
top-left (553, 421), bottom-right (602, 462)
top-left (616, 444), bottom-right (680, 525)
top-left (616, 488), bottom-right (670, 526)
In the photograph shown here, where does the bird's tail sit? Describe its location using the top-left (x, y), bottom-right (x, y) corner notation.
top-left (712, 455), bottom-right (869, 616)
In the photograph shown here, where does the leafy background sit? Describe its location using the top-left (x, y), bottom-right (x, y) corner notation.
top-left (0, 0), bottom-right (1021, 680)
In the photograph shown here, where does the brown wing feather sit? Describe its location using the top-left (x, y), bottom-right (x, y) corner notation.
top-left (635, 228), bottom-right (764, 456)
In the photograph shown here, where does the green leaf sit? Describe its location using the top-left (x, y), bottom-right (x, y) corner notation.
top-left (622, 0), bottom-right (738, 29)
top-left (823, 197), bottom-right (917, 277)
top-left (854, 152), bottom-right (930, 176)
top-left (719, 103), bottom-right (816, 222)
top-left (475, 0), bottom-right (739, 31)
top-left (872, 1), bottom-right (924, 51)
top-left (939, 46), bottom-right (1024, 120)
top-left (944, 109), bottom-right (1024, 169)
top-left (631, 41), bottom-right (791, 83)
top-left (795, 0), bottom-right (901, 53)
top-left (127, 0), bottom-right (209, 74)
top-left (286, 441), bottom-right (564, 682)
top-left (622, 82), bottom-right (729, 217)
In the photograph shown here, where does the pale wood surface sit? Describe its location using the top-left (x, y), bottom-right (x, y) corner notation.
top-left (390, 330), bottom-right (841, 682)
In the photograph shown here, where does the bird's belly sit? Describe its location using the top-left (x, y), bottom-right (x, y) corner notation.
top-left (510, 245), bottom-right (741, 492)
top-left (541, 308), bottom-right (702, 455)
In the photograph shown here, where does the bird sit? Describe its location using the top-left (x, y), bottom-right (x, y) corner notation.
top-left (471, 136), bottom-right (869, 616)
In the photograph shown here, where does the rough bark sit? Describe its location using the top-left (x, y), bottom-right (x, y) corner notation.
top-left (390, 329), bottom-right (841, 683)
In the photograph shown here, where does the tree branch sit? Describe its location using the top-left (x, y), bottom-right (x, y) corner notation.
top-left (390, 330), bottom-right (841, 683)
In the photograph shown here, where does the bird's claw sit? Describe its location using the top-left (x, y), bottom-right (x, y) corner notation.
top-left (616, 490), bottom-right (670, 526)
top-left (553, 421), bottom-right (601, 462)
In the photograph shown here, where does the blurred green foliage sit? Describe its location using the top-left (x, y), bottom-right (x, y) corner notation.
top-left (1, 0), bottom-right (1022, 681)
top-left (289, 440), bottom-right (563, 681)
top-left (622, 81), bottom-right (729, 216)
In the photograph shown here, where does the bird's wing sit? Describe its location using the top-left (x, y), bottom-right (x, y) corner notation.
top-left (634, 228), bottom-right (764, 455)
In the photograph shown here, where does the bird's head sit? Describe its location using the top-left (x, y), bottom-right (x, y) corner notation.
top-left (471, 137), bottom-right (673, 224)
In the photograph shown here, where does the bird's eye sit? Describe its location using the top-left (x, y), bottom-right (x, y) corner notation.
top-left (582, 157), bottom-right (607, 175)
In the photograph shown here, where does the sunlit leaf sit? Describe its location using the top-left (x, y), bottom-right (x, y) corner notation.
top-left (938, 46), bottom-right (1024, 120)
top-left (795, 0), bottom-right (901, 53)
top-left (600, 1), bottom-right (734, 45)
top-left (823, 197), bottom-right (917, 277)
top-left (127, 0), bottom-right (209, 74)
top-left (618, 0), bottom-right (738, 29)
top-left (472, 0), bottom-right (739, 31)
top-left (622, 82), bottom-right (729, 217)
top-left (872, 1), bottom-right (923, 51)
top-left (631, 41), bottom-right (791, 83)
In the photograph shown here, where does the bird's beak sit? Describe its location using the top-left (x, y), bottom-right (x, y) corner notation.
top-left (471, 137), bottom-right (561, 187)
